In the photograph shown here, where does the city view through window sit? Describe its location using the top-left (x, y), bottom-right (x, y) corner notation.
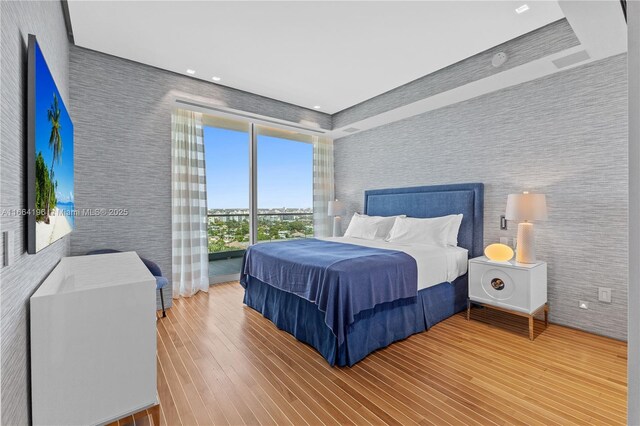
top-left (204, 125), bottom-right (313, 254)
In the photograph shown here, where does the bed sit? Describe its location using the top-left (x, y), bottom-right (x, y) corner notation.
top-left (241, 183), bottom-right (484, 366)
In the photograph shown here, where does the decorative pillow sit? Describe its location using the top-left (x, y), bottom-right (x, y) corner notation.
top-left (344, 213), bottom-right (404, 240)
top-left (386, 215), bottom-right (457, 246)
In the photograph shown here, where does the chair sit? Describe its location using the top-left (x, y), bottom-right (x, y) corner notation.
top-left (85, 249), bottom-right (167, 317)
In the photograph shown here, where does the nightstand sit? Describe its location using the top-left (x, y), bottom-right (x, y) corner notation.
top-left (467, 256), bottom-right (548, 340)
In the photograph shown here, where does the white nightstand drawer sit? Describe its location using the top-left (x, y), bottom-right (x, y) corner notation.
top-left (469, 257), bottom-right (547, 314)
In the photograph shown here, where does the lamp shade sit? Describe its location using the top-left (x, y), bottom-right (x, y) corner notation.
top-left (505, 192), bottom-right (547, 222)
top-left (328, 200), bottom-right (346, 217)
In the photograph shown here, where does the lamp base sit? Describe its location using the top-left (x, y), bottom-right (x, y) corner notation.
top-left (332, 216), bottom-right (342, 237)
top-left (516, 222), bottom-right (536, 263)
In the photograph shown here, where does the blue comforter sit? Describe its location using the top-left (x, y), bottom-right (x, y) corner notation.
top-left (240, 238), bottom-right (418, 345)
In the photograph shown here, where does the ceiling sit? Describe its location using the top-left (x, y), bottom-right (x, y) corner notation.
top-left (67, 1), bottom-right (565, 114)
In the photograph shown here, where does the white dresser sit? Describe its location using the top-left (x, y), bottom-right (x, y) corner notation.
top-left (468, 256), bottom-right (548, 340)
top-left (30, 252), bottom-right (158, 426)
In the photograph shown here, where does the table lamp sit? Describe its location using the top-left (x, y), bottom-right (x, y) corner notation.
top-left (484, 243), bottom-right (514, 262)
top-left (505, 192), bottom-right (547, 263)
top-left (328, 200), bottom-right (346, 237)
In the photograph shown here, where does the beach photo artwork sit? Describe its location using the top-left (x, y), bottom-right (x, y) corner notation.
top-left (33, 38), bottom-right (74, 252)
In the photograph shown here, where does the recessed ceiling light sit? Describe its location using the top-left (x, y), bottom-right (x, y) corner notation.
top-left (212, 76), bottom-right (221, 82)
top-left (186, 69), bottom-right (196, 75)
top-left (313, 105), bottom-right (321, 109)
top-left (515, 4), bottom-right (529, 14)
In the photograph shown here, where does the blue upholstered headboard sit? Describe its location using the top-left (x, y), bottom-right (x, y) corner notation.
top-left (364, 183), bottom-right (484, 258)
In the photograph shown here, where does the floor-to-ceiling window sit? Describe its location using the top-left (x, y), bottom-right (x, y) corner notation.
top-left (256, 126), bottom-right (313, 243)
top-left (203, 116), bottom-right (250, 282)
top-left (203, 115), bottom-right (321, 283)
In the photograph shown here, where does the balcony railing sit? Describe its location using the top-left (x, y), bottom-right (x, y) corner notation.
top-left (207, 212), bottom-right (313, 257)
top-left (207, 212), bottom-right (313, 219)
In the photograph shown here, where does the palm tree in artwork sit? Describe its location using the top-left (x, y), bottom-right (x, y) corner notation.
top-left (44, 93), bottom-right (63, 224)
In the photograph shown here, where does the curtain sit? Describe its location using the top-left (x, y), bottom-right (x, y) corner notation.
top-left (313, 136), bottom-right (334, 237)
top-left (171, 109), bottom-right (209, 298)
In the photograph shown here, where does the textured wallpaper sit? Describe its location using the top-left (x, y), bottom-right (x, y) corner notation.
top-left (69, 46), bottom-right (331, 308)
top-left (333, 19), bottom-right (579, 129)
top-left (0, 1), bottom-right (71, 424)
top-left (335, 54), bottom-right (628, 340)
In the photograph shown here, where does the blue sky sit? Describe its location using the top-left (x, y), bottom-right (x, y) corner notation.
top-left (35, 40), bottom-right (74, 204)
top-left (204, 126), bottom-right (313, 209)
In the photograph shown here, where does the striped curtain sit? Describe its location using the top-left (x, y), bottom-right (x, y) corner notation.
top-left (313, 137), bottom-right (334, 237)
top-left (171, 109), bottom-right (209, 298)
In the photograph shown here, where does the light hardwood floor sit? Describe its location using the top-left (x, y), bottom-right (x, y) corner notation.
top-left (133, 281), bottom-right (626, 426)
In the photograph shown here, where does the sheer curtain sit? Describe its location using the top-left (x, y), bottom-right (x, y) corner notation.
top-left (171, 109), bottom-right (209, 298)
top-left (313, 136), bottom-right (334, 237)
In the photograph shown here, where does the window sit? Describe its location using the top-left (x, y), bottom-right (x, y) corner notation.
top-left (257, 126), bottom-right (313, 243)
top-left (202, 114), bottom-right (328, 283)
top-left (203, 118), bottom-right (250, 262)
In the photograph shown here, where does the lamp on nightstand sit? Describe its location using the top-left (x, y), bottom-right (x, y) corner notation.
top-left (505, 192), bottom-right (547, 264)
top-left (328, 200), bottom-right (346, 237)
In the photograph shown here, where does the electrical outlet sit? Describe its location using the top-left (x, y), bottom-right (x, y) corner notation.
top-left (579, 300), bottom-right (589, 309)
top-left (598, 287), bottom-right (612, 303)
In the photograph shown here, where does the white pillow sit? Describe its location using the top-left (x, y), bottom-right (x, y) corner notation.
top-left (447, 214), bottom-right (464, 247)
top-left (386, 215), bottom-right (459, 246)
top-left (343, 214), bottom-right (378, 240)
top-left (344, 213), bottom-right (404, 240)
top-left (366, 213), bottom-right (406, 240)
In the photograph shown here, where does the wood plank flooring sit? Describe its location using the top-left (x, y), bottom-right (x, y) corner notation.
top-left (142, 281), bottom-right (625, 425)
